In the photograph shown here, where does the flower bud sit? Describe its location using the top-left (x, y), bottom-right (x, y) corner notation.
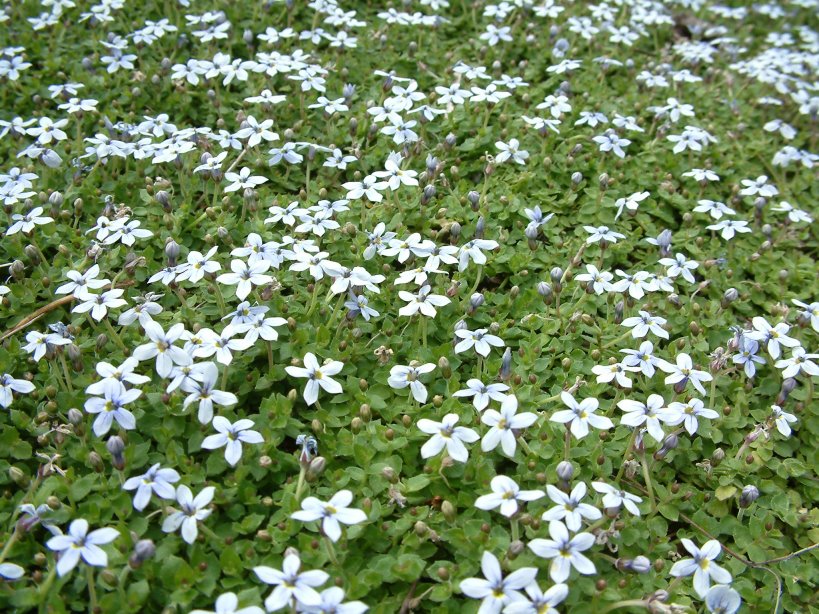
top-left (507, 540), bottom-right (525, 559)
top-left (524, 224), bottom-right (539, 241)
top-left (164, 239), bottom-right (180, 267)
top-left (739, 485), bottom-right (759, 508)
top-left (155, 190), bottom-right (170, 211)
top-left (467, 191), bottom-right (480, 209)
top-left (475, 216), bottom-right (485, 239)
top-left (500, 348), bottom-right (512, 382)
top-left (467, 293), bottom-right (484, 315)
top-left (556, 461), bottom-right (574, 482)
top-left (441, 500), bottom-right (456, 522)
top-left (421, 184), bottom-right (436, 205)
top-left (537, 281), bottom-right (553, 302)
top-left (571, 171), bottom-right (583, 186)
top-left (438, 356), bottom-right (451, 379)
top-left (88, 451), bottom-right (104, 472)
top-left (129, 539), bottom-right (156, 569)
top-left (10, 260), bottom-right (25, 279)
top-left (9, 466), bottom-right (27, 486)
top-left (614, 300), bottom-right (624, 324)
top-left (721, 288), bottom-right (738, 308)
top-left (106, 435), bottom-right (126, 471)
top-left (307, 456), bottom-right (326, 480)
top-left (382, 467), bottom-right (398, 483)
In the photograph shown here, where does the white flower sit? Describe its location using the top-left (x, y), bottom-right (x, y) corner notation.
top-left (503, 582), bottom-right (568, 614)
top-left (694, 200), bottom-right (735, 220)
top-left (216, 259), bottom-right (273, 301)
top-left (387, 363), bottom-right (435, 403)
top-left (398, 285), bottom-right (451, 318)
top-left (176, 247), bottom-right (221, 283)
top-left (224, 166), bottom-right (268, 192)
top-left (46, 519), bottom-right (118, 577)
top-left (459, 551), bottom-right (538, 614)
top-left (55, 264), bottom-right (109, 297)
top-left (0, 373), bottom-right (35, 409)
top-left (417, 413), bottom-right (479, 463)
top-left (23, 330), bottom-right (69, 362)
top-left (621, 310), bottom-right (668, 339)
top-left (6, 206), bottom-right (53, 235)
top-left (739, 175), bottom-right (778, 197)
top-left (162, 485), bottom-right (215, 544)
top-left (72, 289), bottom-right (128, 321)
top-left (528, 521), bottom-right (596, 583)
top-left (452, 379), bottom-right (509, 411)
top-left (584, 225), bottom-right (625, 244)
top-left (550, 392), bottom-right (613, 439)
top-left (614, 191), bottom-right (649, 220)
top-left (706, 219), bottom-right (751, 240)
top-left (190, 592), bottom-right (265, 614)
top-left (541, 483), bottom-right (602, 531)
top-left (474, 475), bottom-right (544, 518)
top-left (285, 353), bottom-right (344, 406)
top-left (665, 398), bottom-right (718, 435)
top-left (83, 380), bottom-right (141, 436)
top-left (454, 328), bottom-right (505, 357)
top-left (774, 347), bottom-right (819, 379)
top-left (745, 317), bottom-right (799, 360)
top-left (770, 404), bottom-right (797, 437)
top-left (0, 562), bottom-right (24, 580)
top-left (202, 416), bottom-right (264, 465)
top-left (732, 337), bottom-right (765, 378)
top-left (705, 585), bottom-right (742, 614)
top-left (592, 131), bottom-right (630, 158)
top-left (575, 264), bottom-right (614, 294)
top-left (591, 362), bottom-right (638, 388)
top-left (658, 253), bottom-right (698, 284)
top-left (621, 341), bottom-right (660, 378)
top-left (657, 353), bottom-right (713, 395)
top-left (618, 394), bottom-right (674, 443)
top-left (481, 396), bottom-right (538, 457)
top-left (495, 138), bottom-right (529, 165)
top-left (122, 463), bottom-right (180, 511)
top-left (458, 239), bottom-right (499, 272)
top-left (132, 321), bottom-right (191, 378)
top-left (591, 482), bottom-right (642, 516)
top-left (254, 553), bottom-right (329, 611)
top-left (669, 539), bottom-right (732, 598)
top-left (291, 489), bottom-right (367, 542)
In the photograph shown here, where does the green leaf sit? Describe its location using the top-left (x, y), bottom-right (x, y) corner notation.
top-left (405, 475), bottom-right (430, 493)
top-left (715, 485), bottom-right (737, 501)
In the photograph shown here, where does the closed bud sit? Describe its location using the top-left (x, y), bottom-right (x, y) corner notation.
top-left (739, 485), bottom-right (759, 508)
top-left (467, 191), bottom-right (480, 208)
top-left (414, 521), bottom-right (429, 537)
top-left (49, 191), bottom-right (64, 207)
top-left (10, 259), bottom-right (25, 279)
top-left (382, 467), bottom-right (398, 483)
top-left (537, 281), bottom-right (553, 299)
top-left (96, 333), bottom-right (109, 351)
top-left (467, 293), bottom-right (484, 315)
top-left (445, 132), bottom-right (457, 148)
top-left (449, 222), bottom-right (461, 241)
top-left (88, 451), bottom-right (104, 472)
top-left (571, 171), bottom-right (583, 186)
top-left (130, 539), bottom-right (156, 568)
top-left (507, 540), bottom-right (525, 559)
top-left (24, 245), bottom-right (40, 264)
top-left (155, 190), bottom-right (170, 210)
top-left (106, 436), bottom-right (126, 470)
top-left (164, 239), bottom-right (180, 266)
top-left (614, 301), bottom-right (624, 324)
top-left (438, 356), bottom-right (451, 379)
top-left (307, 457), bottom-right (326, 479)
top-left (351, 417), bottom-right (362, 432)
top-left (475, 216), bottom-right (486, 239)
top-left (9, 466), bottom-right (27, 486)
top-left (421, 184), bottom-right (436, 204)
top-left (67, 408), bottom-right (83, 425)
top-left (359, 403), bottom-right (371, 420)
top-left (500, 347), bottom-right (512, 382)
top-left (524, 224), bottom-right (539, 240)
top-left (556, 461), bottom-right (574, 482)
top-left (550, 267), bottom-right (563, 285)
top-left (441, 500), bottom-right (456, 522)
top-left (259, 455), bottom-right (273, 468)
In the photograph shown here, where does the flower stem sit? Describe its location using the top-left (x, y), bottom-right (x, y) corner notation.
top-left (295, 465), bottom-right (307, 502)
top-left (563, 427), bottom-right (571, 461)
top-left (86, 566), bottom-right (98, 612)
top-left (210, 282), bottom-right (227, 316)
top-left (323, 535), bottom-right (340, 566)
top-left (266, 340), bottom-right (274, 374)
top-left (37, 564), bottom-right (57, 611)
top-left (0, 525), bottom-right (21, 564)
top-left (639, 450), bottom-right (657, 513)
top-left (615, 428), bottom-right (639, 483)
top-left (510, 518), bottom-right (520, 542)
top-left (57, 350), bottom-right (74, 392)
top-left (102, 318), bottom-right (128, 352)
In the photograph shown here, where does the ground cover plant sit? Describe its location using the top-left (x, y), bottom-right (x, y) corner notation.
top-left (0, 0), bottom-right (817, 612)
